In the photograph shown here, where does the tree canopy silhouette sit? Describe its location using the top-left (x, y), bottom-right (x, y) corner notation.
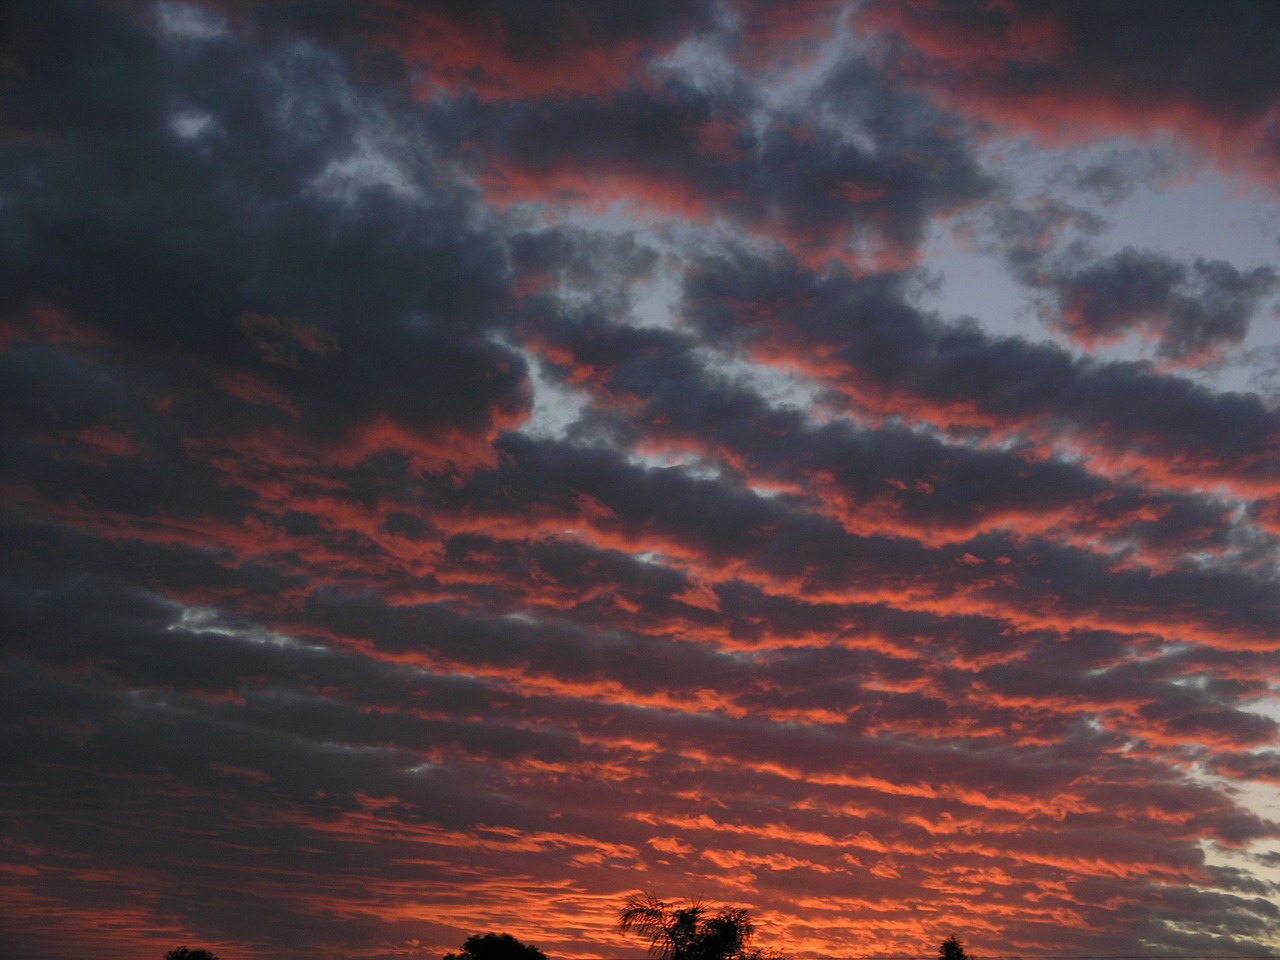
top-left (443, 933), bottom-right (547, 960)
top-left (165, 949), bottom-right (219, 960)
top-left (619, 893), bottom-right (779, 960)
top-left (938, 936), bottom-right (969, 960)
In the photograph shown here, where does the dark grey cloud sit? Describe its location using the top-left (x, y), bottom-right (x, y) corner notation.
top-left (985, 231), bottom-right (1278, 362)
top-left (522, 295), bottom-right (1249, 569)
top-left (680, 244), bottom-right (1280, 489)
top-left (861, 0), bottom-right (1280, 152)
top-left (1044, 250), bottom-right (1276, 361)
top-left (434, 52), bottom-right (993, 258)
top-left (0, 0), bottom-right (526, 469)
top-left (1051, 145), bottom-right (1191, 206)
top-left (235, 0), bottom-right (720, 99)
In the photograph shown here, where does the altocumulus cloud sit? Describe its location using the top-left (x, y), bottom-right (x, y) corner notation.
top-left (4, 2), bottom-right (1280, 960)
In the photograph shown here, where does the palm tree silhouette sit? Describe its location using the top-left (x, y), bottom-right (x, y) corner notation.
top-left (619, 893), bottom-right (758, 960)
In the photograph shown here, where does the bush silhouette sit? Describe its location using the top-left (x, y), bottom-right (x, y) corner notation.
top-left (443, 933), bottom-right (548, 960)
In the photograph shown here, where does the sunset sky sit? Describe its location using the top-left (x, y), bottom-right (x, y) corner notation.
top-left (6, 2), bottom-right (1280, 959)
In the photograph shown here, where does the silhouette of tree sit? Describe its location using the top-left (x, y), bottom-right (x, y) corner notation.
top-left (443, 933), bottom-right (547, 960)
top-left (938, 936), bottom-right (969, 960)
top-left (619, 893), bottom-right (779, 960)
top-left (165, 949), bottom-right (220, 960)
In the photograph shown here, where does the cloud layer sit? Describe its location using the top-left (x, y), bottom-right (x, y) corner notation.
top-left (3, 2), bottom-right (1280, 959)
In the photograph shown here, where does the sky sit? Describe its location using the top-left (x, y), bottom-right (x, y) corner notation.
top-left (5, 1), bottom-right (1280, 959)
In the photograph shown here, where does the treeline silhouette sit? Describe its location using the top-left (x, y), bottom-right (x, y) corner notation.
top-left (163, 893), bottom-right (974, 960)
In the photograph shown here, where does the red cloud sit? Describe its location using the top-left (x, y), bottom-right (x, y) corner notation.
top-left (859, 0), bottom-right (1280, 182)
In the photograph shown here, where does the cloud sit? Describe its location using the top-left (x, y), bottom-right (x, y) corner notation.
top-left (977, 206), bottom-right (1279, 364)
top-left (681, 245), bottom-right (1280, 496)
top-left (4, 2), bottom-right (1280, 959)
top-left (274, 0), bottom-right (719, 100)
top-left (437, 49), bottom-right (993, 265)
top-left (1039, 250), bottom-right (1277, 363)
top-left (860, 0), bottom-right (1280, 179)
